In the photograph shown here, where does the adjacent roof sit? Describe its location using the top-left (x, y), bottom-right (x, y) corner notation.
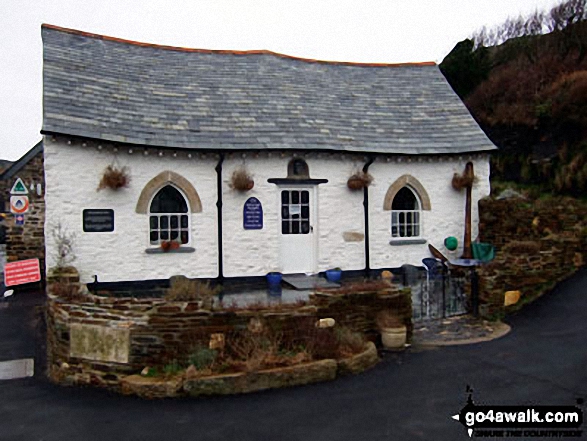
top-left (0, 141), bottom-right (43, 181)
top-left (42, 25), bottom-right (497, 155)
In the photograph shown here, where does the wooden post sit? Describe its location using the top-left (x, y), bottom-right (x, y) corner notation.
top-left (461, 162), bottom-right (474, 259)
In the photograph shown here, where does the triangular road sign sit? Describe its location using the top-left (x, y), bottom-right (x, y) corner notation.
top-left (10, 177), bottom-right (28, 195)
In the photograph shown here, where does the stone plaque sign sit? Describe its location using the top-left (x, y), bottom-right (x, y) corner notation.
top-left (243, 197), bottom-right (263, 230)
top-left (70, 323), bottom-right (130, 363)
top-left (83, 209), bottom-right (114, 232)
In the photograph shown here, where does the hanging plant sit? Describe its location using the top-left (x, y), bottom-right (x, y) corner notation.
top-left (347, 171), bottom-right (373, 190)
top-left (230, 167), bottom-right (254, 191)
top-left (97, 165), bottom-right (131, 191)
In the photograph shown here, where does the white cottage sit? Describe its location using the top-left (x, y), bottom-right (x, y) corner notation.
top-left (41, 25), bottom-right (496, 284)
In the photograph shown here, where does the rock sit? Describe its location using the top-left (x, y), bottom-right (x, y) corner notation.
top-left (504, 290), bottom-right (521, 307)
top-left (185, 365), bottom-right (198, 378)
top-left (121, 375), bottom-right (183, 399)
top-left (316, 318), bottom-right (335, 328)
top-left (140, 366), bottom-right (150, 376)
top-left (61, 362), bottom-right (70, 370)
top-left (496, 188), bottom-right (525, 200)
top-left (209, 333), bottom-right (225, 350)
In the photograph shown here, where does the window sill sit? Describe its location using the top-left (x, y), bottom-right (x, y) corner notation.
top-left (389, 238), bottom-right (427, 246)
top-left (145, 247), bottom-right (195, 254)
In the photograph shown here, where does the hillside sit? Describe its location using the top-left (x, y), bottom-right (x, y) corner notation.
top-left (440, 9), bottom-right (587, 197)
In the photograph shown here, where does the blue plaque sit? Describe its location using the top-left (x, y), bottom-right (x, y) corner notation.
top-left (243, 197), bottom-right (263, 230)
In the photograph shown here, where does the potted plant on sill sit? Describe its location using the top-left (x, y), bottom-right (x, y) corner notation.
top-left (161, 240), bottom-right (181, 252)
top-left (376, 310), bottom-right (407, 350)
top-left (325, 267), bottom-right (342, 283)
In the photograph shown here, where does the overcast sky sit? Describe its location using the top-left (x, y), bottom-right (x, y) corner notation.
top-left (1, 0), bottom-right (562, 161)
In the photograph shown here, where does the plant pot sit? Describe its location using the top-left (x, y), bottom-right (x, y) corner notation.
top-left (266, 272), bottom-right (282, 286)
top-left (325, 269), bottom-right (342, 283)
top-left (380, 326), bottom-right (407, 350)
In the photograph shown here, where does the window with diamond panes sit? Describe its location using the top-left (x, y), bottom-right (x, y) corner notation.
top-left (149, 185), bottom-right (189, 245)
top-left (281, 190), bottom-right (310, 234)
top-left (391, 187), bottom-right (420, 238)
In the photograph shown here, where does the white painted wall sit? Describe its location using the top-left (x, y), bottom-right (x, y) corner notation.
top-left (43, 137), bottom-right (219, 283)
top-left (222, 154), bottom-right (367, 277)
top-left (44, 137), bottom-right (491, 282)
top-left (368, 155), bottom-right (491, 269)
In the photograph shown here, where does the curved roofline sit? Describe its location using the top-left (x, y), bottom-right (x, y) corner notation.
top-left (42, 23), bottom-right (436, 68)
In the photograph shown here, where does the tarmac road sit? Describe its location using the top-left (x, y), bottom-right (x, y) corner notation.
top-left (0, 270), bottom-right (585, 441)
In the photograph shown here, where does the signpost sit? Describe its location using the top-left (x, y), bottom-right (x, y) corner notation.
top-left (243, 197), bottom-right (263, 230)
top-left (4, 258), bottom-right (41, 287)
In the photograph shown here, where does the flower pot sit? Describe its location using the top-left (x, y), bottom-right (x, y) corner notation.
top-left (266, 272), bottom-right (282, 286)
top-left (380, 326), bottom-right (407, 350)
top-left (325, 269), bottom-right (342, 283)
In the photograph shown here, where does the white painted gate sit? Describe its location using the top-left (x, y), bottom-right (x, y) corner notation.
top-left (279, 187), bottom-right (316, 274)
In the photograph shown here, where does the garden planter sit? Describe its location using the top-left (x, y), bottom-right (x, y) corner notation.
top-left (266, 272), bottom-right (282, 286)
top-left (380, 325), bottom-right (407, 350)
top-left (325, 269), bottom-right (342, 283)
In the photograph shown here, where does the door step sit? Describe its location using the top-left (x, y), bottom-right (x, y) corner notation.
top-left (282, 274), bottom-right (339, 290)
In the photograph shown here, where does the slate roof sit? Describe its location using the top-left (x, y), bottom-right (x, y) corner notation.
top-left (42, 25), bottom-right (497, 155)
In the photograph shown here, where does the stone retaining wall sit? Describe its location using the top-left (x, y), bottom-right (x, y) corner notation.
top-left (477, 196), bottom-right (587, 316)
top-left (46, 270), bottom-right (410, 391)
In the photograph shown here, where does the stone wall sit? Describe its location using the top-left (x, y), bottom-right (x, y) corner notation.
top-left (46, 270), bottom-right (411, 391)
top-left (0, 150), bottom-right (46, 280)
top-left (477, 196), bottom-right (587, 316)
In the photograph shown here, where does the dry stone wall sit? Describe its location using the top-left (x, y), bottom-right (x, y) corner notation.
top-left (0, 150), bottom-right (46, 280)
top-left (46, 270), bottom-right (411, 391)
top-left (477, 196), bottom-right (587, 316)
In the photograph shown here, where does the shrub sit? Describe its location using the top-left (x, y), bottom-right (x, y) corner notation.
top-left (188, 347), bottom-right (218, 371)
top-left (50, 281), bottom-right (85, 302)
top-left (165, 278), bottom-right (221, 302)
top-left (335, 327), bottom-right (366, 357)
top-left (163, 359), bottom-right (183, 376)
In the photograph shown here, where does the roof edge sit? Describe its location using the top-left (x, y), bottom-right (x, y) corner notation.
top-left (41, 130), bottom-right (498, 155)
top-left (41, 24), bottom-right (437, 68)
top-left (0, 141), bottom-right (43, 181)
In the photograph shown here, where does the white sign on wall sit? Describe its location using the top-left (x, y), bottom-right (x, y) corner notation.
top-left (10, 195), bottom-right (29, 214)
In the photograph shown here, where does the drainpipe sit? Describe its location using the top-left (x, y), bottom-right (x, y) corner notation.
top-left (215, 153), bottom-right (225, 282)
top-left (362, 156), bottom-right (375, 277)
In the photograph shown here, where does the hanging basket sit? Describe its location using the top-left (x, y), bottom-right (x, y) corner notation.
top-left (230, 168), bottom-right (254, 191)
top-left (347, 172), bottom-right (373, 190)
top-left (97, 165), bottom-right (131, 191)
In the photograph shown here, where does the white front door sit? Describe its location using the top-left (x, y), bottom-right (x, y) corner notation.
top-left (279, 187), bottom-right (316, 274)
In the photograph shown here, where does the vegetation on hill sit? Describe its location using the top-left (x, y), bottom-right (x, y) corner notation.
top-left (440, 0), bottom-right (587, 197)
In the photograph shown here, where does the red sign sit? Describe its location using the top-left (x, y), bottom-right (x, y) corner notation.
top-left (4, 259), bottom-right (41, 286)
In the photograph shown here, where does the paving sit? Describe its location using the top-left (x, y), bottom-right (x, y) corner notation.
top-left (412, 314), bottom-right (511, 347)
top-left (0, 270), bottom-right (586, 440)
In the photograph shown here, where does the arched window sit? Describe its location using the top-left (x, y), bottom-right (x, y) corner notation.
top-left (149, 185), bottom-right (190, 245)
top-left (391, 187), bottom-right (421, 238)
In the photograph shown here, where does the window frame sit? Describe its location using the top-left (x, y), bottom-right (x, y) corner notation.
top-left (147, 184), bottom-right (191, 247)
top-left (390, 186), bottom-right (423, 240)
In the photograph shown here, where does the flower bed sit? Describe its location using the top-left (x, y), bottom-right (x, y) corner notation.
top-left (120, 343), bottom-right (377, 399)
top-left (46, 269), bottom-right (411, 396)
